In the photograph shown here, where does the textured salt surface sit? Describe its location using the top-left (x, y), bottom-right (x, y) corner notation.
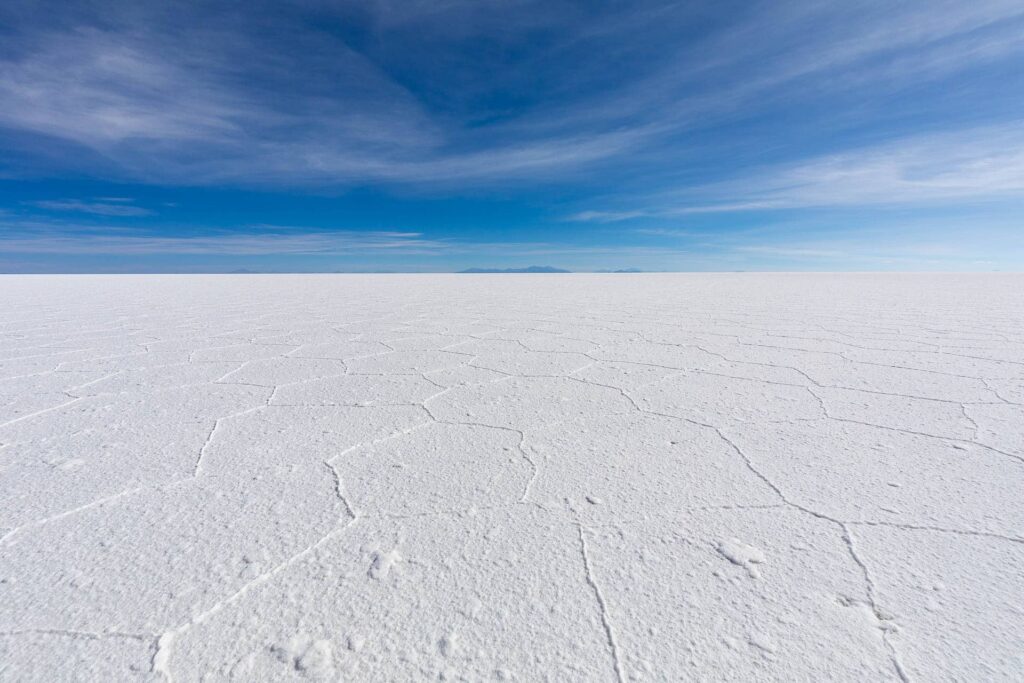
top-left (1, 273), bottom-right (1022, 681)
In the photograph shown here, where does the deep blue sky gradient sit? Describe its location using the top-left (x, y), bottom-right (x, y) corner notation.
top-left (1, 1), bottom-right (1022, 272)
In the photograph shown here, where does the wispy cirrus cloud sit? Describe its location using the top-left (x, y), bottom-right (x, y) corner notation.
top-left (0, 221), bottom-right (700, 273)
top-left (723, 125), bottom-right (1024, 207)
top-left (28, 199), bottom-right (153, 216)
top-left (502, 2), bottom-right (1024, 144)
top-left (568, 202), bottom-right (780, 222)
top-left (1, 1), bottom-right (1021, 189)
top-left (571, 124), bottom-right (1024, 221)
top-left (0, 17), bottom-right (639, 186)
top-left (0, 222), bottom-right (444, 255)
top-left (1, 1), bottom-right (1023, 272)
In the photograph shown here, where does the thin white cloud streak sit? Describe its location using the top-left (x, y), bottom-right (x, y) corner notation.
top-left (0, 227), bottom-right (444, 255)
top-left (0, 232), bottom-right (674, 260)
top-left (28, 199), bottom-right (153, 216)
top-left (734, 245), bottom-right (848, 260)
top-left (571, 125), bottom-right (1024, 221)
top-left (569, 210), bottom-right (649, 223)
top-left (732, 237), bottom-right (1024, 266)
top-left (719, 1), bottom-right (1024, 90)
top-left (0, 217), bottom-right (704, 263)
top-left (234, 127), bottom-right (650, 185)
top-left (692, 126), bottom-right (1024, 207)
top-left (568, 202), bottom-right (780, 222)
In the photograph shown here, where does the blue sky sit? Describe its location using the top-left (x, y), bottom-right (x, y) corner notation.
top-left (1, 0), bottom-right (1022, 272)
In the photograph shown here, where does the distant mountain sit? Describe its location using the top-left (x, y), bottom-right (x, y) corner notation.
top-left (458, 265), bottom-right (571, 273)
top-left (596, 268), bottom-right (644, 273)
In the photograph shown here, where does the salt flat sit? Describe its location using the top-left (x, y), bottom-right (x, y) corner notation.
top-left (1, 273), bottom-right (1022, 681)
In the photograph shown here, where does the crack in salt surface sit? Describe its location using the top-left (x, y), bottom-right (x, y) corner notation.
top-left (577, 523), bottom-right (625, 683)
top-left (325, 419), bottom-right (435, 520)
top-left (1, 387), bottom-right (275, 546)
top-left (191, 404), bottom-right (268, 478)
top-left (417, 374), bottom-right (541, 503)
top-left (0, 486), bottom-right (147, 547)
top-left (5, 275), bottom-right (1023, 681)
top-left (0, 396), bottom-right (84, 429)
top-left (842, 525), bottom-right (911, 683)
top-left (566, 374), bottom-right (917, 682)
top-left (151, 519), bottom-right (358, 681)
top-left (847, 520), bottom-right (1024, 545)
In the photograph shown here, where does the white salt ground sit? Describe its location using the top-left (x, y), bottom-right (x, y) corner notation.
top-left (0, 273), bottom-right (1022, 681)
